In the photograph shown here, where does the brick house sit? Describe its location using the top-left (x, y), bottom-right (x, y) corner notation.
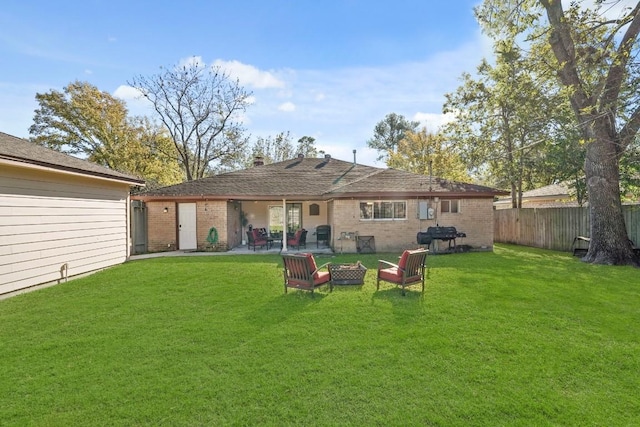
top-left (132, 154), bottom-right (506, 253)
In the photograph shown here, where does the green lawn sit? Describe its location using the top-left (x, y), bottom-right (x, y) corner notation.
top-left (1, 244), bottom-right (639, 426)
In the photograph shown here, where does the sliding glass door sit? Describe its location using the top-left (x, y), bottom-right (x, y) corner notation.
top-left (269, 203), bottom-right (303, 235)
top-left (286, 203), bottom-right (302, 233)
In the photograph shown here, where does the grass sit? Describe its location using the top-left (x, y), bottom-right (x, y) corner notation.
top-left (1, 244), bottom-right (639, 426)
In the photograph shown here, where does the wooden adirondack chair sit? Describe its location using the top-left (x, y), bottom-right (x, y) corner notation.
top-left (282, 253), bottom-right (331, 294)
top-left (376, 249), bottom-right (428, 296)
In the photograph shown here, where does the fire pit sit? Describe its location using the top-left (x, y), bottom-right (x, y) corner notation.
top-left (329, 262), bottom-right (367, 291)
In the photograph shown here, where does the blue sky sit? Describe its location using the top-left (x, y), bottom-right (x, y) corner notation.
top-left (0, 0), bottom-right (489, 167)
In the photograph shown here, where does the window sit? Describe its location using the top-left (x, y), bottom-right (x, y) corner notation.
top-left (269, 204), bottom-right (303, 234)
top-left (268, 205), bottom-right (283, 233)
top-left (441, 200), bottom-right (460, 214)
top-left (359, 201), bottom-right (407, 220)
top-left (286, 203), bottom-right (302, 233)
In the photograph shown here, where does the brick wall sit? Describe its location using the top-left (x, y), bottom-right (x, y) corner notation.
top-left (145, 197), bottom-right (495, 254)
top-left (331, 198), bottom-right (495, 253)
top-left (146, 200), bottom-right (232, 252)
top-left (196, 201), bottom-right (229, 251)
top-left (146, 202), bottom-right (177, 252)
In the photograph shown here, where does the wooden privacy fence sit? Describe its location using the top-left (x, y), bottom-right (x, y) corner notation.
top-left (494, 205), bottom-right (640, 252)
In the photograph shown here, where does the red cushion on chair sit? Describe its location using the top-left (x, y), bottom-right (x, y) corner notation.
top-left (397, 250), bottom-right (411, 270)
top-left (314, 271), bottom-right (331, 285)
top-left (300, 253), bottom-right (330, 284)
top-left (252, 229), bottom-right (267, 245)
top-left (303, 253), bottom-right (317, 269)
top-left (302, 253), bottom-right (320, 280)
top-left (398, 249), bottom-right (424, 270)
top-left (287, 229), bottom-right (302, 245)
top-left (379, 267), bottom-right (402, 282)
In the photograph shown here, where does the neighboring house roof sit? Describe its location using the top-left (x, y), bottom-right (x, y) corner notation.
top-left (494, 183), bottom-right (579, 208)
top-left (522, 183), bottom-right (570, 199)
top-left (136, 155), bottom-right (506, 201)
top-left (0, 131), bottom-right (145, 185)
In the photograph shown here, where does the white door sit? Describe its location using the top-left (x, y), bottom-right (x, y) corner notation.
top-left (178, 203), bottom-right (197, 250)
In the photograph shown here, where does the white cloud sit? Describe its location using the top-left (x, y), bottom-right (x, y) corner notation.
top-left (243, 31), bottom-right (489, 166)
top-left (113, 85), bottom-right (144, 101)
top-left (213, 59), bottom-right (285, 89)
top-left (278, 101), bottom-right (296, 112)
top-left (113, 85), bottom-right (153, 115)
top-left (178, 55), bottom-right (205, 69)
top-left (412, 112), bottom-right (457, 130)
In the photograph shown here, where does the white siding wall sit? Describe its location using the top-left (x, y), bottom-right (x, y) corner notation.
top-left (0, 165), bottom-right (131, 295)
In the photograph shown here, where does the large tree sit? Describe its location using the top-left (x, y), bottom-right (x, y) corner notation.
top-left (476, 0), bottom-right (640, 265)
top-left (129, 59), bottom-right (252, 181)
top-left (29, 81), bottom-right (182, 187)
top-left (443, 41), bottom-right (570, 207)
top-left (367, 113), bottom-right (420, 161)
top-left (387, 128), bottom-right (470, 182)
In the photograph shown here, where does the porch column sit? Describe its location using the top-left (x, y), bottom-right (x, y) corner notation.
top-left (281, 198), bottom-right (287, 251)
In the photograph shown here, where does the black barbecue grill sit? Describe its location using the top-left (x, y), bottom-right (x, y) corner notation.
top-left (417, 226), bottom-right (466, 252)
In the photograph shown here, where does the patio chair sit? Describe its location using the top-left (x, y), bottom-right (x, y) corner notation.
top-left (287, 229), bottom-right (308, 250)
top-left (376, 248), bottom-right (428, 296)
top-left (247, 229), bottom-right (269, 251)
top-left (282, 253), bottom-right (331, 294)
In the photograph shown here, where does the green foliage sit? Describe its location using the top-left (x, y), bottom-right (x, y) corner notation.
top-left (29, 81), bottom-right (183, 186)
top-left (473, 0), bottom-right (640, 264)
top-left (129, 59), bottom-right (252, 181)
top-left (387, 127), bottom-right (470, 181)
top-left (367, 112), bottom-right (420, 161)
top-left (30, 81), bottom-right (129, 162)
top-left (295, 135), bottom-right (319, 158)
top-left (228, 132), bottom-right (321, 169)
top-left (1, 246), bottom-right (640, 425)
top-left (443, 40), bottom-right (581, 207)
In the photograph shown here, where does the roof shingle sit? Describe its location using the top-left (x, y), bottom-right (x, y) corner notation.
top-left (0, 131), bottom-right (145, 185)
top-left (137, 156), bottom-right (505, 200)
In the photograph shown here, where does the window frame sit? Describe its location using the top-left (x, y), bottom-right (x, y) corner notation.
top-left (359, 200), bottom-right (407, 221)
top-left (441, 199), bottom-right (460, 214)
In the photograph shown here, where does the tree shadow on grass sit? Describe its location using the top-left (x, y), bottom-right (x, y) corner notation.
top-left (369, 285), bottom-right (427, 321)
top-left (245, 288), bottom-right (328, 328)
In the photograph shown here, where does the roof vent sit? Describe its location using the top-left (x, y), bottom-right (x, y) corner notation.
top-left (324, 154), bottom-right (331, 160)
top-left (253, 156), bottom-right (264, 166)
top-left (297, 153), bottom-right (304, 159)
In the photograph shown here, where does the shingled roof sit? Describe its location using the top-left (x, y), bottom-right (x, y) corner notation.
top-left (137, 155), bottom-right (505, 200)
top-left (0, 131), bottom-right (145, 185)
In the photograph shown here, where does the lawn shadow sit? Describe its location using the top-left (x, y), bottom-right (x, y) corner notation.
top-left (245, 288), bottom-right (328, 328)
top-left (369, 286), bottom-right (427, 320)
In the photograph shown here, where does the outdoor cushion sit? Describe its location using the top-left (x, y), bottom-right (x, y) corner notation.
top-left (301, 253), bottom-right (330, 283)
top-left (376, 248), bottom-right (428, 296)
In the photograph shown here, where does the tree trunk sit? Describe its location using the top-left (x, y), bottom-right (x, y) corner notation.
top-left (582, 129), bottom-right (639, 266)
top-left (511, 181), bottom-right (518, 208)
